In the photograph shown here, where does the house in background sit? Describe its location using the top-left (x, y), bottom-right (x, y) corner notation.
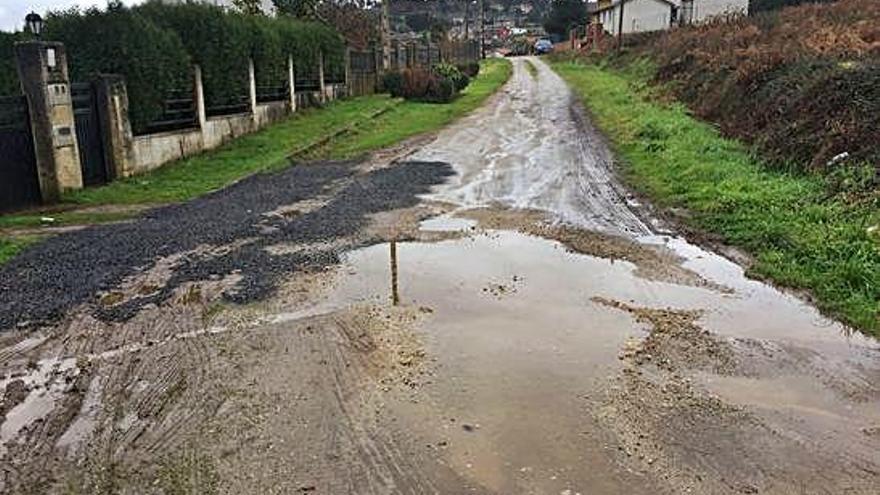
top-left (592, 0), bottom-right (748, 35)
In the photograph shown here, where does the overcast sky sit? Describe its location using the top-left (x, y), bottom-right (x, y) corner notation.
top-left (0, 1), bottom-right (147, 32)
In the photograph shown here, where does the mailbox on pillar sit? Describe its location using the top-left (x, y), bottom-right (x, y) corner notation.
top-left (15, 41), bottom-right (84, 202)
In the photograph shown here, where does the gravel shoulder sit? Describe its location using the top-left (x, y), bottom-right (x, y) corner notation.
top-left (0, 159), bottom-right (453, 331)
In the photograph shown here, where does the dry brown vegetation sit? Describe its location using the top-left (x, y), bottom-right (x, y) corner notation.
top-left (628, 0), bottom-right (879, 184)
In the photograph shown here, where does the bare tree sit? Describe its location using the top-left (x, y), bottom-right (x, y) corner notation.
top-left (273, 0), bottom-right (382, 49)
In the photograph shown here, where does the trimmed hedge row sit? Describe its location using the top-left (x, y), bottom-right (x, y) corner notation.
top-left (0, 32), bottom-right (22, 95)
top-left (38, 2), bottom-right (344, 134)
top-left (45, 4), bottom-right (190, 134)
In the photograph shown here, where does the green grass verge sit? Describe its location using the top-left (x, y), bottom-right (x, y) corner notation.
top-left (325, 58), bottom-right (512, 158)
top-left (524, 59), bottom-right (539, 79)
top-left (65, 96), bottom-right (397, 206)
top-left (550, 58), bottom-right (880, 335)
top-left (0, 236), bottom-right (39, 265)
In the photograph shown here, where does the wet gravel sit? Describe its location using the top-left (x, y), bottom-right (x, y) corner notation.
top-left (0, 159), bottom-right (454, 330)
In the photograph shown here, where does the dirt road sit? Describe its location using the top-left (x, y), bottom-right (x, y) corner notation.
top-left (1, 57), bottom-right (878, 494)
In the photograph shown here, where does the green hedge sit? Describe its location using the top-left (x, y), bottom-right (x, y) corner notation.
top-left (0, 31), bottom-right (25, 95)
top-left (45, 4), bottom-right (190, 134)
top-left (29, 2), bottom-right (345, 132)
top-left (135, 2), bottom-right (251, 109)
top-left (277, 18), bottom-right (345, 86)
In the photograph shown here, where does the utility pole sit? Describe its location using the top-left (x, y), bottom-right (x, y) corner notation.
top-left (617, 0), bottom-right (625, 52)
top-left (381, 0), bottom-right (391, 71)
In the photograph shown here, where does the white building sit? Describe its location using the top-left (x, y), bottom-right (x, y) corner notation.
top-left (594, 0), bottom-right (749, 35)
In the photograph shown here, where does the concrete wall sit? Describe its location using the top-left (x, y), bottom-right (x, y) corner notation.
top-left (691, 0), bottom-right (749, 21)
top-left (127, 85), bottom-right (346, 177)
top-left (599, 0), bottom-right (673, 35)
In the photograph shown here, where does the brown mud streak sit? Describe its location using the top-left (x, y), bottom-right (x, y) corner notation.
top-left (459, 206), bottom-right (733, 293)
top-left (593, 297), bottom-right (880, 494)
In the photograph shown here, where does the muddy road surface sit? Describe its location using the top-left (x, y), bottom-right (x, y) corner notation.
top-left (1, 57), bottom-right (879, 494)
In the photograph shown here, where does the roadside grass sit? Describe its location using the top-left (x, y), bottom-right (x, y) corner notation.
top-left (0, 58), bottom-right (512, 264)
top-left (524, 59), bottom-right (539, 79)
top-left (550, 59), bottom-right (880, 335)
top-left (0, 236), bottom-right (39, 265)
top-left (65, 96), bottom-right (397, 206)
top-left (324, 58), bottom-right (512, 158)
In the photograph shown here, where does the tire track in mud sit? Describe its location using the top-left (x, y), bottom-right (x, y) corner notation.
top-left (200, 305), bottom-right (485, 494)
top-left (303, 312), bottom-right (440, 493)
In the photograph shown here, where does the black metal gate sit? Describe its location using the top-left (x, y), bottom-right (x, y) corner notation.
top-left (0, 95), bottom-right (41, 212)
top-left (71, 82), bottom-right (108, 186)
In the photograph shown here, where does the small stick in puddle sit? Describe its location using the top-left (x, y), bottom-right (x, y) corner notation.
top-left (390, 240), bottom-right (400, 306)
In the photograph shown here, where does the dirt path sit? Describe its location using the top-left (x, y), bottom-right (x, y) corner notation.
top-left (0, 57), bottom-right (878, 494)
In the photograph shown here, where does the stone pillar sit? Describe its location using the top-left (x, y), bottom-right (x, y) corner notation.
top-left (287, 54), bottom-right (296, 112)
top-left (247, 58), bottom-right (257, 119)
top-left (318, 52), bottom-right (326, 103)
top-left (15, 41), bottom-right (82, 202)
top-left (193, 65), bottom-right (206, 129)
top-left (94, 75), bottom-right (134, 179)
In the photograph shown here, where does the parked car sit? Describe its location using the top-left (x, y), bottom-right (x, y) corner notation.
top-left (534, 39), bottom-right (554, 54)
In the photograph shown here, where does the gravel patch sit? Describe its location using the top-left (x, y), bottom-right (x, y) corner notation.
top-left (0, 159), bottom-right (454, 331)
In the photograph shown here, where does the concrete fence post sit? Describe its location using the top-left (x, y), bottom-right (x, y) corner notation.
top-left (94, 75), bottom-right (134, 179)
top-left (373, 46), bottom-right (382, 89)
top-left (287, 54), bottom-right (296, 112)
top-left (344, 48), bottom-right (352, 98)
top-left (193, 65), bottom-right (206, 129)
top-left (247, 58), bottom-right (257, 119)
top-left (318, 52), bottom-right (326, 103)
top-left (14, 41), bottom-right (83, 202)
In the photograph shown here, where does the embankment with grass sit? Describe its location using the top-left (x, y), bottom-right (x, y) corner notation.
top-left (550, 57), bottom-right (879, 335)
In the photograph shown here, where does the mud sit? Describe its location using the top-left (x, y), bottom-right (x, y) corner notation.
top-left (0, 57), bottom-right (878, 494)
top-left (459, 206), bottom-right (731, 292)
top-left (596, 296), bottom-right (880, 494)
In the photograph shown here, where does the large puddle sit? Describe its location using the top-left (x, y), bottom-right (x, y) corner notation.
top-left (282, 212), bottom-right (879, 492)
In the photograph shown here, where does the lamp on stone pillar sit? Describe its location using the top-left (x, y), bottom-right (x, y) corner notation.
top-left (25, 12), bottom-right (44, 38)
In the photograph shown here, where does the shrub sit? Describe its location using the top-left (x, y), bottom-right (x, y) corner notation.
top-left (389, 65), bottom-right (468, 103)
top-left (44, 3), bottom-right (191, 134)
top-left (433, 63), bottom-right (470, 92)
top-left (382, 71), bottom-right (404, 98)
top-left (457, 62), bottom-right (480, 78)
top-left (401, 68), bottom-right (433, 100)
